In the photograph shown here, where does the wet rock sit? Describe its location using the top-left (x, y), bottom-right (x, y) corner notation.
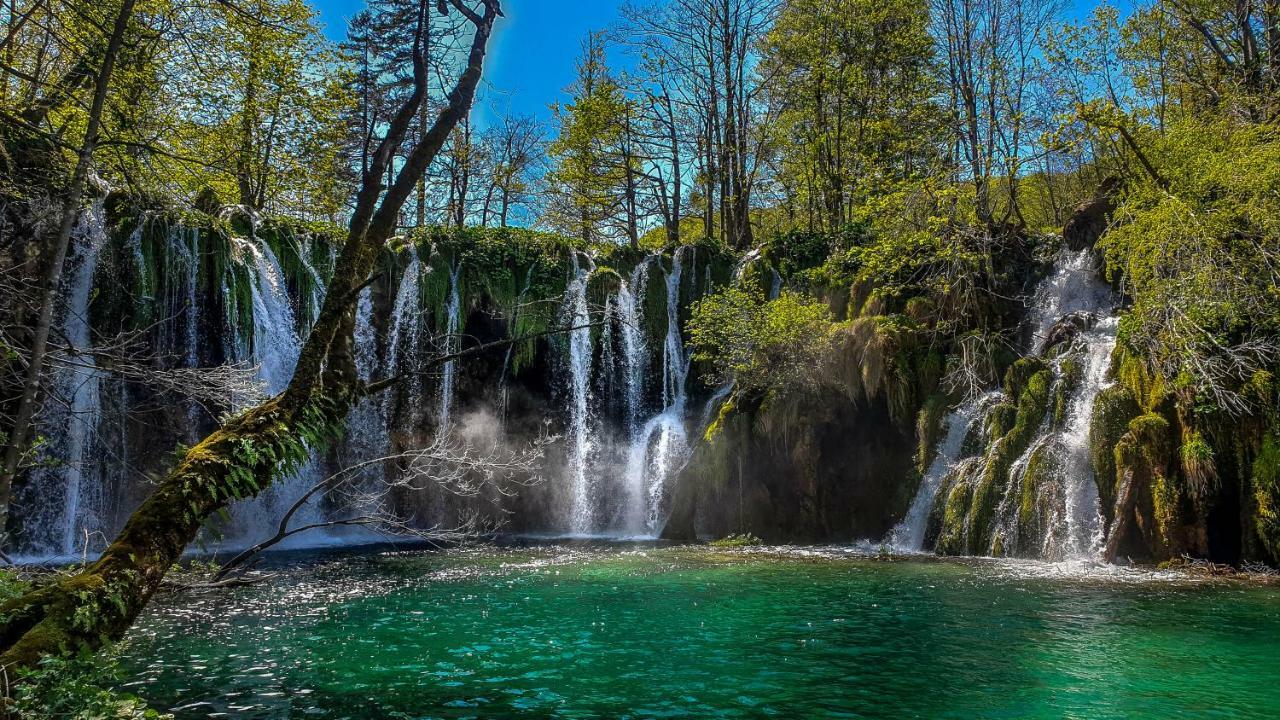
top-left (1039, 311), bottom-right (1097, 355)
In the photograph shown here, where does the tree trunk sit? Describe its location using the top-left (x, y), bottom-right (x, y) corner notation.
top-left (0, 0), bottom-right (501, 681)
top-left (0, 0), bottom-right (137, 544)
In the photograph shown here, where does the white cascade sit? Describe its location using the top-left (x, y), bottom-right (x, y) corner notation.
top-left (223, 236), bottom-right (327, 549)
top-left (1059, 316), bottom-right (1118, 561)
top-left (385, 254), bottom-right (424, 416)
top-left (1027, 248), bottom-right (1114, 349)
top-left (562, 253), bottom-right (597, 534)
top-left (887, 392), bottom-right (1001, 551)
top-left (617, 258), bottom-right (653, 430)
top-left (1022, 248), bottom-right (1117, 562)
top-left (438, 262), bottom-right (463, 433)
top-left (621, 248), bottom-right (692, 536)
top-left (40, 201), bottom-right (109, 556)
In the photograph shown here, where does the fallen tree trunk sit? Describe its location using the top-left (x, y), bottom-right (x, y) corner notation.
top-left (0, 0), bottom-right (502, 683)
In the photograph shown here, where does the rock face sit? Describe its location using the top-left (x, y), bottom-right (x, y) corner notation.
top-left (665, 387), bottom-right (917, 542)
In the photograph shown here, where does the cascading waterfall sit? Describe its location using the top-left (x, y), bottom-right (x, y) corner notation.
top-left (345, 286), bottom-right (389, 465)
top-left (562, 253), bottom-right (597, 534)
top-left (1028, 248), bottom-right (1113, 347)
top-left (989, 249), bottom-right (1116, 562)
top-left (385, 253), bottom-right (424, 415)
top-left (38, 201), bottom-right (109, 556)
top-left (238, 239), bottom-right (301, 396)
top-left (1027, 250), bottom-right (1116, 562)
top-left (617, 259), bottom-right (652, 430)
top-left (19, 217), bottom-right (724, 553)
top-left (438, 262), bottom-right (463, 433)
top-left (223, 236), bottom-right (327, 548)
top-left (888, 392), bottom-right (1001, 551)
top-left (620, 248), bottom-right (692, 536)
top-left (1059, 316), bottom-right (1118, 560)
top-left (554, 247), bottom-right (701, 537)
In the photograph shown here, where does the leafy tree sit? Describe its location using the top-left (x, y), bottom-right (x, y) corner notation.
top-left (689, 287), bottom-right (837, 391)
top-left (761, 0), bottom-right (942, 233)
top-left (543, 32), bottom-right (632, 243)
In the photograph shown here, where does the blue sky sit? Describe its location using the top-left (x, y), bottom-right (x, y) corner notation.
top-left (309, 0), bottom-right (1103, 127)
top-left (309, 0), bottom-right (630, 125)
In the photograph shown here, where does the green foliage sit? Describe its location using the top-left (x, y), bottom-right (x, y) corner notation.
top-left (12, 655), bottom-right (170, 719)
top-left (543, 32), bottom-right (635, 242)
top-left (1101, 120), bottom-right (1280, 414)
top-left (688, 288), bottom-right (838, 392)
top-left (1252, 434), bottom-right (1280, 561)
top-left (1089, 384), bottom-right (1141, 510)
top-left (761, 0), bottom-right (942, 233)
top-left (409, 225), bottom-right (578, 374)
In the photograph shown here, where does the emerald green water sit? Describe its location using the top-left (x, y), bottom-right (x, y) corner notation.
top-left (116, 544), bottom-right (1280, 718)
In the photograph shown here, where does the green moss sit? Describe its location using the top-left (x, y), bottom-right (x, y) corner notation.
top-left (1003, 357), bottom-right (1048, 400)
top-left (1089, 385), bottom-right (1141, 513)
top-left (916, 393), bottom-right (950, 473)
top-left (1052, 355), bottom-right (1083, 427)
top-left (1180, 429), bottom-right (1217, 496)
top-left (967, 369), bottom-right (1053, 554)
top-left (709, 533), bottom-right (762, 547)
top-left (936, 477), bottom-right (974, 555)
top-left (1016, 442), bottom-right (1058, 551)
top-left (980, 403), bottom-right (1017, 450)
top-left (1252, 433), bottom-right (1280, 562)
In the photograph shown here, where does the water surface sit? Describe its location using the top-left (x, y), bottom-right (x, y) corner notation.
top-left (116, 544), bottom-right (1280, 718)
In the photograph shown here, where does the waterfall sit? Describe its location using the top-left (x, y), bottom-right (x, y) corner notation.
top-left (183, 227), bottom-right (200, 368)
top-left (887, 392), bottom-right (1000, 551)
top-left (438, 262), bottom-right (463, 432)
top-left (620, 248), bottom-right (692, 536)
top-left (997, 248), bottom-right (1116, 562)
top-left (1027, 250), bottom-right (1116, 562)
top-left (661, 247), bottom-right (691, 406)
top-left (35, 201), bottom-right (109, 556)
top-left (346, 286), bottom-right (389, 461)
top-left (562, 253), bottom-right (597, 534)
top-left (617, 259), bottom-right (652, 430)
top-left (1059, 316), bottom-right (1118, 560)
top-left (1027, 248), bottom-right (1114, 349)
top-left (385, 254), bottom-right (424, 416)
top-left (223, 236), bottom-right (326, 548)
top-left (238, 239), bottom-right (300, 396)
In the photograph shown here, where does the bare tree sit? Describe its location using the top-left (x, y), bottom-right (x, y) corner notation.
top-left (478, 112), bottom-right (545, 227)
top-left (212, 428), bottom-right (553, 581)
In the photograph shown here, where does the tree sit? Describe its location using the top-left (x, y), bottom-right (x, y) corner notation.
top-left (543, 32), bottom-right (631, 243)
top-left (0, 0), bottom-right (503, 680)
top-left (621, 0), bottom-right (780, 249)
top-left (932, 0), bottom-right (1059, 227)
top-left (761, 0), bottom-right (941, 233)
top-left (478, 111), bottom-right (545, 227)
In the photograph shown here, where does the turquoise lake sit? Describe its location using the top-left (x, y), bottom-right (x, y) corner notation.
top-left (115, 544), bottom-right (1280, 718)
